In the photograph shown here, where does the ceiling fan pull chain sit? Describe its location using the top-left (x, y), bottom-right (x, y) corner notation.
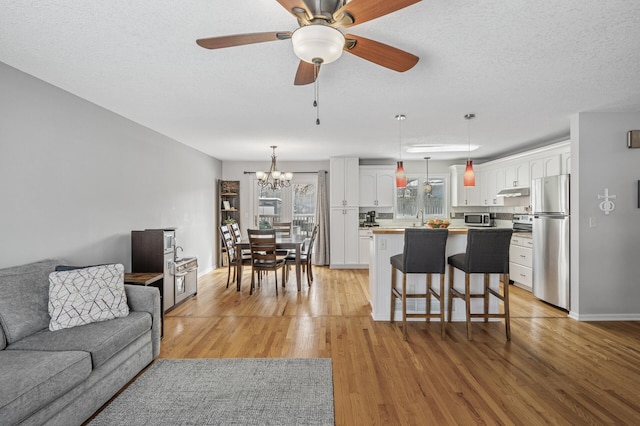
top-left (314, 62), bottom-right (320, 125)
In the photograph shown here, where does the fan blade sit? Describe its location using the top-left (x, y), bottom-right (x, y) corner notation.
top-left (294, 61), bottom-right (318, 86)
top-left (344, 34), bottom-right (419, 72)
top-left (196, 32), bottom-right (291, 49)
top-left (274, 0), bottom-right (309, 16)
top-left (334, 0), bottom-right (421, 28)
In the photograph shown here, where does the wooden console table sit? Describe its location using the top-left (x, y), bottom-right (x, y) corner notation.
top-left (124, 273), bottom-right (164, 338)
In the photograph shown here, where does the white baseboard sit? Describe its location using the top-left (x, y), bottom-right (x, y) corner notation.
top-left (569, 311), bottom-right (640, 321)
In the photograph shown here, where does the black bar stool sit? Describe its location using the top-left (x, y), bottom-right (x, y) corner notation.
top-left (390, 228), bottom-right (449, 340)
top-left (447, 228), bottom-right (513, 340)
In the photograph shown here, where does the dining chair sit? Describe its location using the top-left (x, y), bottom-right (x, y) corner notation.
top-left (230, 222), bottom-right (250, 257)
top-left (247, 229), bottom-right (286, 295)
top-left (270, 222), bottom-right (293, 257)
top-left (219, 225), bottom-right (250, 289)
top-left (272, 222), bottom-right (292, 237)
top-left (447, 228), bottom-right (513, 340)
top-left (284, 224), bottom-right (319, 286)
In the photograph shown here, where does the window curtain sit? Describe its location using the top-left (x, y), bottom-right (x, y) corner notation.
top-left (314, 170), bottom-right (330, 265)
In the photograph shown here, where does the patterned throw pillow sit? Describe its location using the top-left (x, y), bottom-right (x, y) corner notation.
top-left (48, 264), bottom-right (129, 331)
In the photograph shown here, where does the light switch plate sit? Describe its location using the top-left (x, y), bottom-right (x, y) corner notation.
top-left (628, 130), bottom-right (640, 148)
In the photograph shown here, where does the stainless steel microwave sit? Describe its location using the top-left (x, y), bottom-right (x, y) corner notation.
top-left (464, 212), bottom-right (494, 227)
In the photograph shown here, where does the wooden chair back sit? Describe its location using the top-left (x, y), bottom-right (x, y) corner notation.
top-left (272, 222), bottom-right (292, 237)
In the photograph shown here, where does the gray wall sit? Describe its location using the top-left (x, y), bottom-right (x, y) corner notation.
top-left (571, 111), bottom-right (640, 319)
top-left (0, 62), bottom-right (221, 272)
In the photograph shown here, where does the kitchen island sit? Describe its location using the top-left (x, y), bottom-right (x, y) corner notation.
top-left (369, 227), bottom-right (501, 322)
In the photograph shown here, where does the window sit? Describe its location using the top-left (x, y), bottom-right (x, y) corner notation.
top-left (252, 175), bottom-right (317, 236)
top-left (395, 174), bottom-right (447, 220)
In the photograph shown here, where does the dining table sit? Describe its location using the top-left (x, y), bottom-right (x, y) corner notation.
top-left (235, 234), bottom-right (308, 292)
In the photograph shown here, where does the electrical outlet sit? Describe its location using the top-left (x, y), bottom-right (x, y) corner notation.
top-left (380, 239), bottom-right (387, 250)
top-left (589, 217), bottom-right (596, 228)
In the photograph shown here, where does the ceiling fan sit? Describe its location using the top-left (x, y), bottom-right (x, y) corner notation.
top-left (196, 0), bottom-right (421, 86)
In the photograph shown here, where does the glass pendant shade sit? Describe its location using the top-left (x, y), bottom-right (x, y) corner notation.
top-left (292, 25), bottom-right (345, 64)
top-left (423, 156), bottom-right (432, 194)
top-left (395, 161), bottom-right (407, 188)
top-left (463, 160), bottom-right (476, 186)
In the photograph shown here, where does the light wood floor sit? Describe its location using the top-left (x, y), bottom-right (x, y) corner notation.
top-left (160, 266), bottom-right (640, 425)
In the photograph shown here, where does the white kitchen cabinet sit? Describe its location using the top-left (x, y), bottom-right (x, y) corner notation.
top-left (330, 207), bottom-right (360, 268)
top-left (480, 167), bottom-right (504, 206)
top-left (509, 234), bottom-right (533, 291)
top-left (450, 165), bottom-right (481, 207)
top-left (503, 161), bottom-right (530, 188)
top-left (359, 167), bottom-right (395, 207)
top-left (561, 151), bottom-right (571, 175)
top-left (330, 157), bottom-right (359, 207)
top-left (530, 155), bottom-right (561, 180)
top-left (358, 229), bottom-right (372, 265)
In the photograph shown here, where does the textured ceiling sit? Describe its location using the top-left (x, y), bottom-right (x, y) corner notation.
top-left (2, 0), bottom-right (640, 162)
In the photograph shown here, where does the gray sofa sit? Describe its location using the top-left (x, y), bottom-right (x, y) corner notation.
top-left (0, 259), bottom-right (161, 426)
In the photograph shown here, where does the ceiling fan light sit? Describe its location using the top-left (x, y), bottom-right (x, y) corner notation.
top-left (292, 25), bottom-right (345, 64)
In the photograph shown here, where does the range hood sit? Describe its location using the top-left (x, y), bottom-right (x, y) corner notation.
top-left (497, 187), bottom-right (530, 197)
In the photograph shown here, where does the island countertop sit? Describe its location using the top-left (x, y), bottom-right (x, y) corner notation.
top-left (372, 227), bottom-right (469, 235)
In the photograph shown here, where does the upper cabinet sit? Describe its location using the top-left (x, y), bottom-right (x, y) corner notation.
top-left (480, 167), bottom-right (504, 206)
top-left (450, 141), bottom-right (570, 209)
top-left (359, 167), bottom-right (395, 207)
top-left (330, 157), bottom-right (359, 207)
top-left (450, 165), bottom-right (481, 207)
top-left (503, 161), bottom-right (530, 188)
top-left (530, 155), bottom-right (562, 180)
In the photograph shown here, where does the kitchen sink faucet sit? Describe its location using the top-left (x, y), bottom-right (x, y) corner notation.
top-left (417, 209), bottom-right (425, 226)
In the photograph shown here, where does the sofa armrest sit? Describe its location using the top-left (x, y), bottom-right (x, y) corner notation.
top-left (124, 285), bottom-right (161, 358)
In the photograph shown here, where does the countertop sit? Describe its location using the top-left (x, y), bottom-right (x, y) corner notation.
top-left (372, 227), bottom-right (470, 235)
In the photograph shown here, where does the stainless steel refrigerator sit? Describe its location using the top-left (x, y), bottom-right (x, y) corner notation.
top-left (531, 174), bottom-right (570, 310)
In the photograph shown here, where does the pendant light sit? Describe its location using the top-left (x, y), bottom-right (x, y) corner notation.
top-left (423, 156), bottom-right (432, 195)
top-left (395, 114), bottom-right (407, 188)
top-left (463, 113), bottom-right (476, 187)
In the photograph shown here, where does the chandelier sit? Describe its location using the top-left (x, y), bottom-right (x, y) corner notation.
top-left (256, 146), bottom-right (292, 190)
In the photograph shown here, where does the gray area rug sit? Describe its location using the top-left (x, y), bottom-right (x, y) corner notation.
top-left (89, 358), bottom-right (334, 426)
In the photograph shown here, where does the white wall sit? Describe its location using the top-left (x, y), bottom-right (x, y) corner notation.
top-left (571, 111), bottom-right (640, 319)
top-left (0, 62), bottom-right (221, 272)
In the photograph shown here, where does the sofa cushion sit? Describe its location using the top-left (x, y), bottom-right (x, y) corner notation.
top-left (48, 264), bottom-right (129, 331)
top-left (0, 259), bottom-right (63, 344)
top-left (7, 311), bottom-right (151, 369)
top-left (0, 350), bottom-right (91, 425)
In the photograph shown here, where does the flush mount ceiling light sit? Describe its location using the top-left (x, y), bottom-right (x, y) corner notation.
top-left (291, 25), bottom-right (345, 65)
top-left (256, 146), bottom-right (292, 190)
top-left (464, 113), bottom-right (476, 187)
top-left (406, 144), bottom-right (480, 153)
top-left (395, 114), bottom-right (407, 189)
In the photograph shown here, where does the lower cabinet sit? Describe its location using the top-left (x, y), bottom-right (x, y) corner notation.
top-left (330, 208), bottom-right (360, 268)
top-left (358, 229), bottom-right (373, 266)
top-left (509, 234), bottom-right (533, 291)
